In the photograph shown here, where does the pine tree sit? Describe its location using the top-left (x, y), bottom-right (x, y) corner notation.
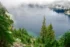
top-left (40, 16), bottom-right (47, 43)
top-left (45, 24), bottom-right (55, 47)
top-left (0, 7), bottom-right (14, 47)
top-left (47, 24), bottom-right (55, 41)
top-left (40, 16), bottom-right (55, 47)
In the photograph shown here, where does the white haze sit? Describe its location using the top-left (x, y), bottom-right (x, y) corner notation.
top-left (0, 0), bottom-right (68, 7)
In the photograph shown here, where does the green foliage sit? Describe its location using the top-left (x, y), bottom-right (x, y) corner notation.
top-left (47, 24), bottom-right (55, 41)
top-left (40, 16), bottom-right (47, 43)
top-left (12, 28), bottom-right (31, 44)
top-left (44, 24), bottom-right (55, 47)
top-left (40, 16), bottom-right (55, 47)
top-left (59, 31), bottom-right (70, 47)
top-left (0, 8), bottom-right (14, 47)
top-left (0, 6), bottom-right (70, 47)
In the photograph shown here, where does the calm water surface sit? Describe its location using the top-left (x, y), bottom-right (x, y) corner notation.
top-left (8, 7), bottom-right (70, 37)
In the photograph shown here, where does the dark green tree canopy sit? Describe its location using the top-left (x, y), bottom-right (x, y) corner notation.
top-left (40, 16), bottom-right (47, 43)
top-left (0, 7), bottom-right (14, 47)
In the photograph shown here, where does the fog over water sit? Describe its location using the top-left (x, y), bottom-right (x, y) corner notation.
top-left (0, 0), bottom-right (69, 7)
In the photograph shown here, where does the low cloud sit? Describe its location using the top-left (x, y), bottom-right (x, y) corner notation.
top-left (0, 0), bottom-right (55, 7)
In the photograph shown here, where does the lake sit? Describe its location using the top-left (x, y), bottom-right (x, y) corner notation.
top-left (8, 6), bottom-right (70, 37)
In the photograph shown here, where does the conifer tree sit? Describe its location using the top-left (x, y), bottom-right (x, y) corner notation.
top-left (40, 16), bottom-right (47, 43)
top-left (40, 16), bottom-right (55, 47)
top-left (45, 24), bottom-right (55, 47)
top-left (47, 24), bottom-right (55, 41)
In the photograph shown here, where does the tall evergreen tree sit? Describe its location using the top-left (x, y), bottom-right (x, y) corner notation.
top-left (45, 24), bottom-right (55, 47)
top-left (47, 24), bottom-right (55, 41)
top-left (40, 16), bottom-right (47, 43)
top-left (40, 16), bottom-right (55, 47)
top-left (0, 7), bottom-right (14, 47)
